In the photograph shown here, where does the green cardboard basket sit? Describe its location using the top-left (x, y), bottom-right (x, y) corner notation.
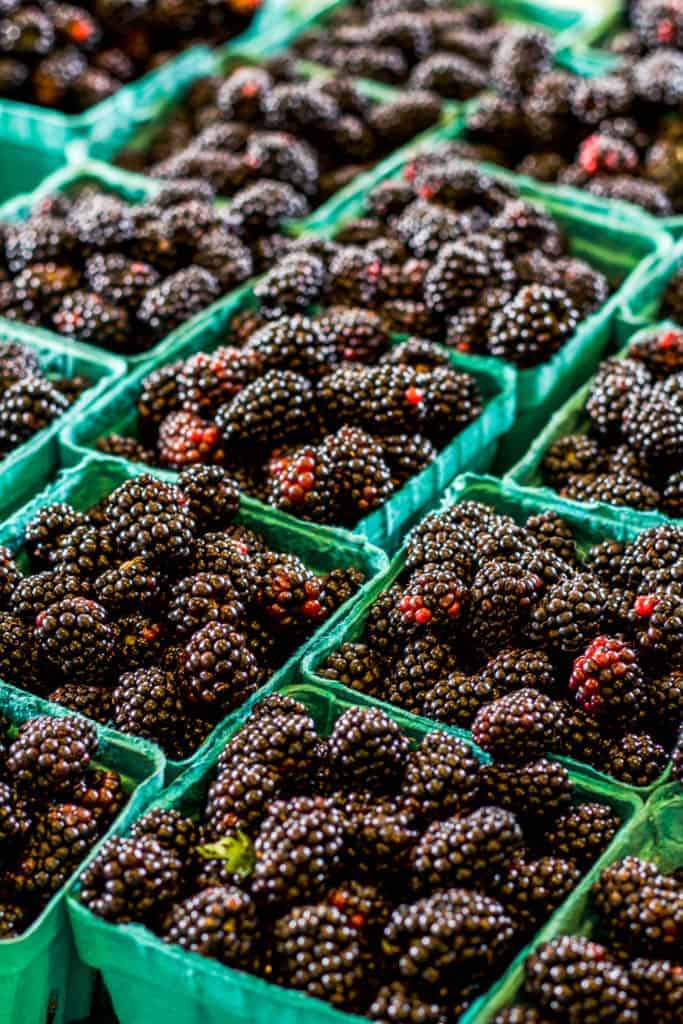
top-left (303, 472), bottom-right (675, 796)
top-left (58, 282), bottom-right (517, 555)
top-left (0, 455), bottom-right (388, 779)
top-left (0, 319), bottom-right (125, 519)
top-left (507, 320), bottom-right (683, 528)
top-left (615, 236), bottom-right (683, 342)
top-left (467, 783), bottom-right (682, 1022)
top-left (0, 682), bottom-right (165, 1024)
top-left (288, 143), bottom-right (674, 468)
top-left (66, 681), bottom-right (642, 1024)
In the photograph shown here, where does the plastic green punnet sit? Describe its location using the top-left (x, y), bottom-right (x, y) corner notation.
top-left (616, 237), bottom-right (683, 344)
top-left (0, 681), bottom-right (164, 1024)
top-left (507, 320), bottom-right (683, 530)
top-left (288, 140), bottom-right (673, 466)
top-left (0, 455), bottom-right (388, 778)
top-left (58, 283), bottom-right (516, 555)
top-left (0, 319), bottom-right (125, 519)
top-left (65, 681), bottom-right (641, 1024)
top-left (303, 472), bottom-right (674, 794)
top-left (466, 784), bottom-right (682, 1023)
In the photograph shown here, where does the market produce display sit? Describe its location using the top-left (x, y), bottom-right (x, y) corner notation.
top-left (78, 693), bottom-right (628, 1020)
top-left (0, 0), bottom-right (260, 111)
top-left (0, 469), bottom-right (365, 759)
top-left (494, 856), bottom-right (683, 1022)
top-left (116, 60), bottom-right (445, 202)
top-left (318, 497), bottom-right (683, 787)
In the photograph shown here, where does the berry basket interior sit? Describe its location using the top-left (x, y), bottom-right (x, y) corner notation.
top-left (303, 471), bottom-right (677, 795)
top-left (615, 234), bottom-right (683, 342)
top-left (291, 144), bottom-right (673, 468)
top-left (0, 681), bottom-right (164, 1024)
top-left (464, 782), bottom-right (682, 1023)
top-left (58, 283), bottom-right (516, 555)
top-left (507, 320), bottom-right (683, 528)
top-left (0, 319), bottom-right (125, 520)
top-left (0, 455), bottom-right (388, 779)
top-left (65, 681), bottom-right (642, 1024)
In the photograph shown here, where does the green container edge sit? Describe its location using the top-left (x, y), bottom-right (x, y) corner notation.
top-left (0, 454), bottom-right (389, 780)
top-left (0, 681), bottom-right (165, 1024)
top-left (66, 678), bottom-right (642, 1024)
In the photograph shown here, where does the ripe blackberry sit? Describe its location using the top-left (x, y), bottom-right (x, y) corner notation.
top-left (327, 878), bottom-right (392, 940)
top-left (342, 796), bottom-right (418, 878)
top-left (137, 361), bottom-right (183, 439)
top-left (491, 200), bottom-right (566, 260)
top-left (137, 267), bottom-right (220, 340)
top-left (71, 769), bottom-right (124, 825)
top-left (379, 432), bottom-right (436, 489)
top-left (205, 761), bottom-right (280, 834)
top-left (84, 253), bottom-right (159, 306)
top-left (52, 292), bottom-right (130, 351)
top-left (318, 643), bottom-right (385, 698)
top-left (48, 684), bottom-right (113, 725)
top-left (0, 376), bottom-right (69, 450)
top-left (274, 903), bottom-right (362, 1010)
top-left (524, 936), bottom-right (639, 1024)
top-left (586, 174), bottom-right (673, 215)
top-left (35, 596), bottom-right (114, 682)
top-left (0, 547), bottom-right (20, 611)
top-left (467, 560), bottom-right (543, 656)
top-left (96, 434), bottom-right (154, 464)
top-left (224, 180), bottom-right (308, 239)
top-left (13, 802), bottom-right (99, 904)
top-left (7, 715), bottom-right (96, 795)
top-left (318, 426), bottom-right (395, 524)
top-left (424, 238), bottom-right (516, 315)
top-left (113, 668), bottom-right (184, 750)
top-left (328, 707), bottom-right (409, 790)
top-left (571, 73), bottom-right (633, 125)
top-left (168, 573), bottom-right (243, 639)
top-left (422, 671), bottom-right (494, 729)
top-left (0, 781), bottom-right (31, 851)
top-left (525, 511), bottom-right (576, 564)
top-left (79, 835), bottom-right (182, 926)
top-left (491, 26), bottom-right (553, 95)
top-left (368, 982), bottom-right (448, 1024)
top-left (215, 369), bottom-right (313, 448)
top-left (629, 957), bottom-right (683, 1024)
top-left (651, 325), bottom-right (683, 376)
top-left (105, 475), bottom-right (197, 566)
top-left (117, 613), bottom-right (165, 671)
top-left (472, 688), bottom-right (564, 764)
top-left (0, 612), bottom-right (43, 689)
top-left (413, 805), bottom-right (524, 891)
top-left (183, 623), bottom-right (261, 714)
top-left (175, 465), bottom-right (240, 530)
top-left (663, 470), bottom-right (683, 518)
top-left (498, 857), bottom-right (581, 937)
top-left (405, 513), bottom-right (475, 579)
top-left (477, 647), bottom-right (556, 696)
top-left (316, 307), bottom-right (389, 364)
top-left (218, 705), bottom-right (318, 784)
top-left (491, 1010), bottom-right (554, 1024)
top-left (93, 557), bottom-right (161, 614)
top-left (254, 254), bottom-right (325, 320)
top-left (253, 797), bottom-right (347, 908)
top-left (541, 434), bottom-right (603, 489)
top-left (489, 286), bottom-right (579, 368)
top-left (481, 757), bottom-right (572, 823)
top-left (623, 395), bottom-right (683, 474)
top-left (176, 347), bottom-right (262, 419)
top-left (601, 733), bottom-right (668, 787)
top-left (190, 536), bottom-right (258, 604)
top-left (383, 888), bottom-right (514, 987)
top-left (50, 523), bottom-right (117, 579)
top-left (165, 886), bottom-right (259, 967)
top-left (402, 731), bottom-right (479, 820)
top-left (319, 567), bottom-right (365, 616)
top-left (527, 573), bottom-right (607, 654)
top-left (421, 366), bottom-right (482, 444)
top-left (543, 802), bottom-right (621, 869)
top-left (633, 592), bottom-right (683, 666)
top-left (384, 632), bottom-right (457, 713)
top-left (245, 316), bottom-right (336, 381)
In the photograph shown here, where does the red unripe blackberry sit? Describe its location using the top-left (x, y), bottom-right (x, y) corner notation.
top-left (398, 566), bottom-right (468, 627)
top-left (579, 133), bottom-right (639, 176)
top-left (569, 635), bottom-right (649, 725)
top-left (157, 410), bottom-right (225, 468)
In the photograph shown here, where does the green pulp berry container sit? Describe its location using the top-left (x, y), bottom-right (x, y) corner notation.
top-left (0, 682), bottom-right (165, 1024)
top-left (66, 681), bottom-right (642, 1024)
top-left (302, 472), bottom-right (674, 797)
top-left (506, 320), bottom-right (683, 527)
top-left (614, 235), bottom-right (683, 342)
top-left (58, 282), bottom-right (517, 555)
top-left (289, 139), bottom-right (674, 469)
top-left (0, 455), bottom-right (388, 779)
top-left (0, 319), bottom-right (125, 519)
top-left (466, 784), bottom-right (682, 1022)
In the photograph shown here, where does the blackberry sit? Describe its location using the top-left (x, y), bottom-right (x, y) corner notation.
top-left (168, 573), bottom-right (243, 639)
top-left (52, 292), bottom-right (130, 351)
top-left (13, 802), bottom-right (99, 904)
top-left (405, 513), bottom-right (475, 578)
top-left (137, 267), bottom-right (220, 340)
top-left (491, 26), bottom-right (553, 95)
top-left (467, 560), bottom-right (544, 656)
top-left (421, 366), bottom-right (482, 444)
top-left (488, 286), bottom-right (579, 367)
top-left (273, 903), bottom-right (362, 1010)
top-left (224, 180), bottom-right (308, 239)
top-left (129, 809), bottom-right (197, 863)
top-left (252, 797), bottom-right (347, 907)
top-left (113, 668), bottom-right (184, 750)
top-left (0, 781), bottom-right (31, 851)
top-left (254, 254), bottom-right (325, 319)
top-left (663, 471), bottom-right (683, 517)
top-left (72, 768), bottom-right (125, 826)
top-left (480, 758), bottom-right (572, 822)
top-left (244, 315), bottom-right (335, 380)
top-left (472, 688), bottom-right (564, 764)
top-left (423, 237), bottom-right (516, 315)
top-left (316, 307), bottom-right (390, 364)
top-left (497, 857), bottom-right (581, 937)
top-left (205, 761), bottom-right (280, 833)
top-left (137, 361), bottom-right (183, 438)
top-left (79, 835), bottom-right (182, 926)
top-left (629, 958), bottom-right (683, 1024)
top-left (623, 395), bottom-right (683, 474)
top-left (117, 612), bottom-right (165, 671)
top-left (586, 358), bottom-right (652, 441)
top-left (50, 523), bottom-right (117, 579)
top-left (568, 635), bottom-right (650, 728)
top-left (491, 200), bottom-right (566, 260)
top-left (319, 566), bottom-right (365, 615)
top-left (67, 195), bottom-right (135, 250)
top-left (543, 802), bottom-right (621, 869)
top-left (491, 1011), bottom-right (554, 1024)
top-left (96, 434), bottom-right (154, 464)
top-left (379, 432), bottom-right (436, 488)
top-left (422, 671), bottom-right (494, 728)
top-left (633, 592), bottom-right (683, 666)
top-left (344, 797), bottom-right (418, 877)
top-left (541, 435), bottom-right (603, 489)
top-left (0, 612), bottom-right (43, 689)
top-left (0, 377), bottom-right (69, 449)
top-left (84, 253), bottom-right (159, 306)
top-left (105, 475), bottom-right (197, 566)
top-left (524, 937), bottom-right (639, 1023)
top-left (525, 511), bottom-right (576, 564)
top-left (402, 731), bottom-right (479, 820)
top-left (393, 200), bottom-right (461, 260)
top-left (318, 643), bottom-right (385, 698)
top-left (586, 175), bottom-right (673, 215)
top-left (362, 585), bottom-right (403, 657)
top-left (0, 904), bottom-right (26, 939)
top-left (35, 595), bottom-right (115, 682)
top-left (94, 557), bottom-right (161, 614)
top-left (190, 535), bottom-right (257, 604)
top-left (410, 52), bottom-right (486, 99)
top-left (215, 369), bottom-right (313, 448)
top-left (477, 647), bottom-right (556, 695)
top-left (447, 289), bottom-right (515, 354)
top-left (176, 347), bottom-right (263, 419)
top-left (7, 715), bottom-right (97, 795)
top-left (527, 573), bottom-right (607, 654)
top-left (318, 426), bottom-right (394, 524)
top-left (397, 566), bottom-right (468, 631)
top-left (157, 410), bottom-right (225, 468)
top-left (192, 229), bottom-right (253, 291)
top-left (165, 886), bottom-right (259, 968)
top-left (329, 706), bottom-right (410, 789)
top-left (413, 805), bottom-right (523, 890)
top-left (384, 632), bottom-right (457, 713)
top-left (601, 733), bottom-right (668, 787)
top-left (176, 465), bottom-right (239, 530)
top-left (5, 217), bottom-right (73, 274)
top-left (368, 982), bottom-right (449, 1024)
top-left (48, 684), bottom-right (113, 725)
top-left (571, 74), bottom-right (634, 126)
top-left (183, 622), bottom-right (260, 714)
top-left (327, 879), bottom-right (392, 939)
top-left (382, 888), bottom-right (515, 987)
